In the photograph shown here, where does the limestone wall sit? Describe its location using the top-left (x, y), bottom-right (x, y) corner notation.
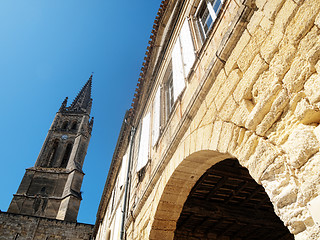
top-left (96, 0), bottom-right (320, 239)
top-left (0, 212), bottom-right (94, 240)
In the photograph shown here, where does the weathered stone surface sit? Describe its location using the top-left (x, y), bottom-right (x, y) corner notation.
top-left (0, 212), bottom-right (93, 240)
top-left (246, 10), bottom-right (263, 35)
top-left (294, 98), bottom-right (320, 124)
top-left (274, 0), bottom-right (298, 33)
top-left (231, 99), bottom-right (253, 127)
top-left (298, 152), bottom-right (320, 203)
top-left (225, 29), bottom-right (251, 75)
top-left (282, 124), bottom-right (320, 168)
top-left (260, 27), bottom-right (284, 63)
top-left (269, 41), bottom-right (296, 79)
top-left (237, 27), bottom-right (267, 72)
top-left (215, 69), bottom-right (242, 111)
top-left (263, 0), bottom-right (285, 21)
top-left (282, 57), bottom-right (314, 94)
top-left (233, 54), bottom-right (268, 103)
top-left (246, 84), bottom-right (282, 130)
top-left (285, 0), bottom-right (320, 45)
top-left (304, 74), bottom-right (320, 104)
top-left (256, 88), bottom-right (289, 135)
top-left (245, 138), bottom-right (279, 183)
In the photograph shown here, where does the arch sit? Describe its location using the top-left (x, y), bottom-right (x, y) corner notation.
top-left (46, 139), bottom-right (59, 168)
top-left (61, 121), bottom-right (69, 131)
top-left (148, 150), bottom-right (294, 239)
top-left (71, 121), bottom-right (78, 131)
top-left (60, 143), bottom-right (73, 168)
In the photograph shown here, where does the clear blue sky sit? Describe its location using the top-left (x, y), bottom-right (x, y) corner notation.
top-left (0, 0), bottom-right (161, 224)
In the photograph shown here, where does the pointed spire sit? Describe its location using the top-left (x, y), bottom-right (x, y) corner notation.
top-left (59, 97), bottom-right (68, 111)
top-left (68, 75), bottom-right (93, 113)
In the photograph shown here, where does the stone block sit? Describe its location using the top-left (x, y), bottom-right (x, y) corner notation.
top-left (246, 10), bottom-right (263, 35)
top-left (237, 27), bottom-right (267, 72)
top-left (282, 124), bottom-right (320, 168)
top-left (263, 0), bottom-right (285, 21)
top-left (217, 122), bottom-right (235, 153)
top-left (231, 100), bottom-right (253, 127)
top-left (294, 98), bottom-right (320, 124)
top-left (227, 125), bottom-right (242, 155)
top-left (285, 0), bottom-right (320, 46)
top-left (234, 131), bottom-right (259, 166)
top-left (225, 29), bottom-right (251, 75)
top-left (282, 57), bottom-right (314, 94)
top-left (269, 41), bottom-right (296, 79)
top-left (245, 84), bottom-right (282, 130)
top-left (214, 69), bottom-right (242, 111)
top-left (260, 27), bottom-right (284, 63)
top-left (205, 69), bottom-right (227, 107)
top-left (255, 0), bottom-right (267, 9)
top-left (219, 95), bottom-right (238, 121)
top-left (209, 120), bottom-right (223, 151)
top-left (256, 89), bottom-right (289, 135)
top-left (274, 0), bottom-right (298, 33)
top-left (245, 138), bottom-right (279, 183)
top-left (297, 26), bottom-right (320, 60)
top-left (259, 16), bottom-right (273, 34)
top-left (298, 152), bottom-right (320, 203)
top-left (316, 12), bottom-right (320, 28)
top-left (233, 54), bottom-right (268, 103)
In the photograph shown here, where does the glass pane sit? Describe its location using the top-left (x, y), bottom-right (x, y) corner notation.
top-left (212, 0), bottom-right (222, 14)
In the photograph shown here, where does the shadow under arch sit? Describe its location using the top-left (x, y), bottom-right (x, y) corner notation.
top-left (148, 150), bottom-right (293, 240)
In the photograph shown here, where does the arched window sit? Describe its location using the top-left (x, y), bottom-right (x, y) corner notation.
top-left (47, 140), bottom-right (59, 167)
top-left (61, 121), bottom-right (68, 131)
top-left (71, 121), bottom-right (78, 131)
top-left (60, 143), bottom-right (73, 168)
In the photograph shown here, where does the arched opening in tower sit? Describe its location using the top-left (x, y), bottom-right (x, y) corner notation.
top-left (60, 143), bottom-right (73, 168)
top-left (173, 159), bottom-right (294, 240)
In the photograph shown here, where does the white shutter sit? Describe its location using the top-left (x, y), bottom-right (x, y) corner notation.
top-left (172, 38), bottom-right (185, 101)
top-left (137, 112), bottom-right (150, 172)
top-left (180, 19), bottom-right (195, 76)
top-left (119, 148), bottom-right (129, 189)
top-left (152, 87), bottom-right (161, 146)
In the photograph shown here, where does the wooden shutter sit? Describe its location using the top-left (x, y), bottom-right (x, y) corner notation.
top-left (180, 19), bottom-right (195, 76)
top-left (172, 38), bottom-right (185, 101)
top-left (152, 87), bottom-right (161, 146)
top-left (137, 112), bottom-right (150, 172)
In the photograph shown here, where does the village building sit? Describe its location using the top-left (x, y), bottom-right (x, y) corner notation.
top-left (94, 0), bottom-right (320, 239)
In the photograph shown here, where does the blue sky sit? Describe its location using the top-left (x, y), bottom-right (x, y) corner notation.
top-left (0, 0), bottom-right (161, 224)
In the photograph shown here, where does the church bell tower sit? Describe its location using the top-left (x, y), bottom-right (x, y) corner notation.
top-left (8, 76), bottom-right (94, 222)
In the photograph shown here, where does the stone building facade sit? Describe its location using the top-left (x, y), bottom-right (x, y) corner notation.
top-left (1, 77), bottom-right (94, 239)
top-left (94, 0), bottom-right (320, 239)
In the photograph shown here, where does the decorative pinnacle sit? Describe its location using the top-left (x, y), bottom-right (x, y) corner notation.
top-left (68, 75), bottom-right (93, 113)
top-left (59, 97), bottom-right (68, 111)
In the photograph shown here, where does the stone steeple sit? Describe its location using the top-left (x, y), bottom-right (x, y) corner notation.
top-left (8, 76), bottom-right (94, 222)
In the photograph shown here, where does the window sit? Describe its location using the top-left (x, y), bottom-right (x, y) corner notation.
top-left (152, 87), bottom-right (161, 146)
top-left (197, 0), bottom-right (223, 40)
top-left (61, 121), bottom-right (68, 131)
top-left (136, 112), bottom-right (150, 172)
top-left (166, 74), bottom-right (174, 119)
top-left (46, 140), bottom-right (59, 167)
top-left (71, 121), bottom-right (78, 131)
top-left (60, 143), bottom-right (73, 168)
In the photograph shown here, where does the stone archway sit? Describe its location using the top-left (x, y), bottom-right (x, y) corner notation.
top-left (173, 158), bottom-right (293, 240)
top-left (148, 150), bottom-right (296, 240)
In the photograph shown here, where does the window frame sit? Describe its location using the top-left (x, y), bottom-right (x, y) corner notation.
top-left (196, 0), bottom-right (223, 42)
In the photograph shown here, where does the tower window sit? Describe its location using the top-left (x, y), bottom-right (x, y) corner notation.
top-left (61, 121), bottom-right (68, 131)
top-left (46, 140), bottom-right (59, 167)
top-left (71, 121), bottom-right (78, 131)
top-left (60, 143), bottom-right (73, 168)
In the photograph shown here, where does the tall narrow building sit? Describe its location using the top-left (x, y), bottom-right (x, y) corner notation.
top-left (8, 76), bottom-right (94, 222)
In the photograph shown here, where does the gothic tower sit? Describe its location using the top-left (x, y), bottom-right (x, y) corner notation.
top-left (8, 76), bottom-right (94, 222)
